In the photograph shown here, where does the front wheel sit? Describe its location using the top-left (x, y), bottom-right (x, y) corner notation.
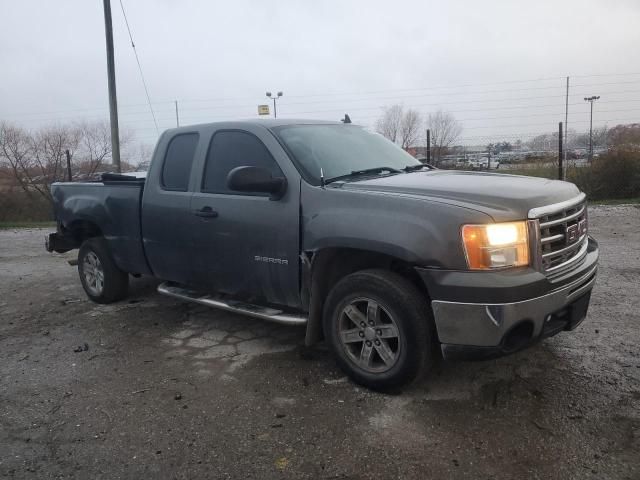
top-left (78, 237), bottom-right (129, 304)
top-left (323, 269), bottom-right (435, 390)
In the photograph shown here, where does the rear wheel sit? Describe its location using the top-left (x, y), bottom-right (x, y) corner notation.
top-left (78, 238), bottom-right (129, 304)
top-left (323, 269), bottom-right (435, 390)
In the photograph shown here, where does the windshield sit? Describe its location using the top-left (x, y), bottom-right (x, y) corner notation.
top-left (274, 124), bottom-right (421, 184)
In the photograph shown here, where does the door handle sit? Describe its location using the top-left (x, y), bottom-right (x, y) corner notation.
top-left (194, 206), bottom-right (218, 218)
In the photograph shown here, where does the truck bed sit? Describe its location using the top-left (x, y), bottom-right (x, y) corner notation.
top-left (50, 176), bottom-right (151, 275)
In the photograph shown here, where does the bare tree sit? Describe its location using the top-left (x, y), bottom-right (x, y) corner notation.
top-left (427, 110), bottom-right (463, 164)
top-left (0, 122), bottom-right (34, 196)
top-left (128, 142), bottom-right (155, 171)
top-left (0, 120), bottom-right (133, 205)
top-left (399, 108), bottom-right (422, 149)
top-left (376, 105), bottom-right (422, 150)
top-left (528, 132), bottom-right (559, 151)
top-left (75, 120), bottom-right (132, 175)
top-left (0, 122), bottom-right (80, 202)
top-left (608, 123), bottom-right (640, 149)
top-left (376, 105), bottom-right (404, 143)
top-left (32, 125), bottom-right (81, 196)
top-left (591, 125), bottom-right (609, 148)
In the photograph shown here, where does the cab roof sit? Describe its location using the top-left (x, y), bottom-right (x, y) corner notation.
top-left (166, 118), bottom-right (350, 135)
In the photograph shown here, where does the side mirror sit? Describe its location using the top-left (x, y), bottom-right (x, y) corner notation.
top-left (226, 166), bottom-right (287, 200)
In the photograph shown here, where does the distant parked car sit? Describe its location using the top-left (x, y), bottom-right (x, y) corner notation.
top-left (466, 159), bottom-right (481, 170)
top-left (473, 158), bottom-right (500, 170)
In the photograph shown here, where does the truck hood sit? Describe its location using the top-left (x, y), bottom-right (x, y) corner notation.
top-left (335, 170), bottom-right (581, 221)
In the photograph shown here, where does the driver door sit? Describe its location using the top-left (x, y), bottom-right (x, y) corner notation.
top-left (189, 128), bottom-right (300, 308)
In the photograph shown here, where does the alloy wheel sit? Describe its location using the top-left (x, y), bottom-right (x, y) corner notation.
top-left (83, 251), bottom-right (105, 296)
top-left (337, 298), bottom-right (401, 373)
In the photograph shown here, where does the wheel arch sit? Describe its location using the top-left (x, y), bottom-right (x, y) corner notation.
top-left (64, 219), bottom-right (104, 246)
top-left (303, 247), bottom-right (430, 346)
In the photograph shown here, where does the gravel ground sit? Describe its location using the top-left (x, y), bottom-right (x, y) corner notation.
top-left (0, 205), bottom-right (639, 479)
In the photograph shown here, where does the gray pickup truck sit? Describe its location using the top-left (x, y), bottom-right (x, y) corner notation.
top-left (47, 119), bottom-right (598, 389)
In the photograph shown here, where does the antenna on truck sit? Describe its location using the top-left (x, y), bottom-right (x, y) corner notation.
top-left (320, 168), bottom-right (326, 189)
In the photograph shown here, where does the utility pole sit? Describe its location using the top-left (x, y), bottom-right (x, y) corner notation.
top-left (563, 76), bottom-right (569, 179)
top-left (102, 0), bottom-right (121, 172)
top-left (558, 122), bottom-right (563, 180)
top-left (584, 95), bottom-right (600, 161)
top-left (266, 91), bottom-right (283, 118)
top-left (426, 129), bottom-right (431, 164)
top-left (175, 100), bottom-right (180, 127)
top-left (66, 149), bottom-right (73, 182)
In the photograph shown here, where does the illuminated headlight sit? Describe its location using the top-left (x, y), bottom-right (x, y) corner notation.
top-left (461, 221), bottom-right (530, 269)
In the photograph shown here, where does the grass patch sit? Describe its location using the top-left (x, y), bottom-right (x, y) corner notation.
top-left (589, 198), bottom-right (640, 205)
top-left (0, 221), bottom-right (55, 230)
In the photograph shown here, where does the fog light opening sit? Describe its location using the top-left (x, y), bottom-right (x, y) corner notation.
top-left (502, 322), bottom-right (534, 352)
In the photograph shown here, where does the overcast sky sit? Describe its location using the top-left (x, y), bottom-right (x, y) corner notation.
top-left (2, 0), bottom-right (640, 147)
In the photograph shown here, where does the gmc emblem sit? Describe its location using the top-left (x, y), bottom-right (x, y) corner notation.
top-left (566, 218), bottom-right (587, 244)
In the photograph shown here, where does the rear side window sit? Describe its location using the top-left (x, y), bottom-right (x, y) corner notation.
top-left (161, 133), bottom-right (199, 191)
top-left (202, 130), bottom-right (283, 194)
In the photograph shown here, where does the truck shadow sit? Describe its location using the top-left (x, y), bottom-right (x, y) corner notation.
top-left (127, 274), bottom-right (163, 299)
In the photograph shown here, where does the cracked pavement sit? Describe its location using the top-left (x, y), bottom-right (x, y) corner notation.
top-left (0, 205), bottom-right (639, 479)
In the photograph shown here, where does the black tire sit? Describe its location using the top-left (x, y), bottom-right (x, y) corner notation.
top-left (323, 269), bottom-right (435, 390)
top-left (78, 237), bottom-right (129, 304)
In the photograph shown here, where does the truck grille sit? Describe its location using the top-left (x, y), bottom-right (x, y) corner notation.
top-left (529, 194), bottom-right (589, 278)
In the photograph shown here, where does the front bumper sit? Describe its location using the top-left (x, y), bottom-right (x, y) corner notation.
top-left (417, 236), bottom-right (598, 360)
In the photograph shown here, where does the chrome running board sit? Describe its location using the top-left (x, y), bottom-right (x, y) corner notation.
top-left (157, 282), bottom-right (307, 326)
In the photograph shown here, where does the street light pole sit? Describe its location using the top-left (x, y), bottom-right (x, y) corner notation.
top-left (584, 95), bottom-right (600, 161)
top-left (266, 91), bottom-right (283, 118)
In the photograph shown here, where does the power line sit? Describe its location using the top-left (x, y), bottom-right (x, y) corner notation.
top-left (166, 77), bottom-right (640, 105)
top-left (282, 76), bottom-right (568, 99)
top-left (571, 80), bottom-right (640, 88)
top-left (3, 71), bottom-right (639, 144)
top-left (444, 117), bottom-right (636, 132)
top-left (1, 94), bottom-right (566, 119)
top-left (4, 77), bottom-right (640, 120)
top-left (7, 98), bottom-right (640, 131)
top-left (91, 102), bottom-right (640, 136)
top-left (118, 0), bottom-right (159, 135)
top-left (166, 100), bottom-right (640, 123)
top-left (572, 71), bottom-right (640, 79)
top-left (92, 90), bottom-right (640, 121)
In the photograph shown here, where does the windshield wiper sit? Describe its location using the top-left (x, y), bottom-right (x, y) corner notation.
top-left (324, 166), bottom-right (402, 185)
top-left (402, 163), bottom-right (435, 172)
